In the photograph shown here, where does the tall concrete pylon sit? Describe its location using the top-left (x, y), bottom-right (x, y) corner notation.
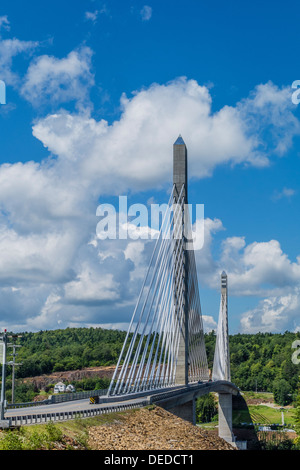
top-left (173, 135), bottom-right (189, 386)
top-left (173, 135), bottom-right (208, 385)
top-left (173, 134), bottom-right (187, 201)
top-left (107, 136), bottom-right (208, 396)
top-left (212, 271), bottom-right (231, 381)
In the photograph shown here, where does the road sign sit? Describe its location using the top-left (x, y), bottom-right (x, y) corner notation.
top-left (90, 396), bottom-right (100, 404)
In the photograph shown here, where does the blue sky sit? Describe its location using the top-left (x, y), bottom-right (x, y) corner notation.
top-left (0, 0), bottom-right (300, 334)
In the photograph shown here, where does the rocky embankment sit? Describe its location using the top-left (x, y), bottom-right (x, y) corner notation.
top-left (22, 366), bottom-right (115, 390)
top-left (88, 406), bottom-right (235, 450)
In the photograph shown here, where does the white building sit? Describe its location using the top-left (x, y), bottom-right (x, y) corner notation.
top-left (53, 382), bottom-right (66, 394)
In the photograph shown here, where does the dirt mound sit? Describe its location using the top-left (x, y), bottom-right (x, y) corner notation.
top-left (88, 406), bottom-right (235, 451)
top-left (246, 397), bottom-right (272, 405)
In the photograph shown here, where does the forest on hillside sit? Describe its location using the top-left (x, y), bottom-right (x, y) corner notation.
top-left (14, 327), bottom-right (127, 377)
top-left (205, 330), bottom-right (300, 405)
top-left (4, 327), bottom-right (300, 404)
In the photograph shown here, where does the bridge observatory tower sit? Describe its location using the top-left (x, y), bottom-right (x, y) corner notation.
top-left (173, 135), bottom-right (189, 386)
top-left (107, 136), bottom-right (208, 396)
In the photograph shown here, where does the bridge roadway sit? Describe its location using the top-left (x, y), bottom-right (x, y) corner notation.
top-left (5, 397), bottom-right (148, 418)
top-left (4, 380), bottom-right (239, 420)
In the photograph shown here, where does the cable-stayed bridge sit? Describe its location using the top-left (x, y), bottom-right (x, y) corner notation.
top-left (104, 136), bottom-right (239, 444)
top-left (2, 137), bottom-right (240, 446)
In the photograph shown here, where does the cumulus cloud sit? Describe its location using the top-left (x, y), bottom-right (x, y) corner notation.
top-left (221, 239), bottom-right (300, 296)
top-left (64, 269), bottom-right (120, 305)
top-left (0, 73), bottom-right (299, 331)
top-left (0, 38), bottom-right (38, 86)
top-left (237, 81), bottom-right (300, 157)
top-left (32, 78), bottom-right (300, 196)
top-left (194, 224), bottom-right (300, 295)
top-left (0, 227), bottom-right (77, 285)
top-left (20, 47), bottom-right (94, 109)
top-left (202, 315), bottom-right (218, 333)
top-left (240, 288), bottom-right (300, 333)
top-left (193, 220), bottom-right (300, 332)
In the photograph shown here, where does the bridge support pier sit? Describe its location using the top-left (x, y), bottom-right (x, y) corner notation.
top-left (218, 393), bottom-right (235, 445)
top-left (167, 399), bottom-right (196, 425)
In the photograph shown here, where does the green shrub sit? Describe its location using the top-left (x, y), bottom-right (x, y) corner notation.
top-left (45, 421), bottom-right (63, 442)
top-left (0, 431), bottom-right (23, 450)
top-left (25, 430), bottom-right (49, 450)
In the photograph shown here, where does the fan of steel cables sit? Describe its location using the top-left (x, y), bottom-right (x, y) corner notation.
top-left (108, 185), bottom-right (209, 396)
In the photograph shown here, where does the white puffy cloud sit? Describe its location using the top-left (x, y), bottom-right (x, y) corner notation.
top-left (0, 38), bottom-right (38, 86)
top-left (20, 47), bottom-right (94, 108)
top-left (4, 26), bottom-right (300, 333)
top-left (193, 220), bottom-right (300, 333)
top-left (0, 161), bottom-right (90, 233)
top-left (220, 238), bottom-right (300, 296)
top-left (0, 226), bottom-right (77, 284)
top-left (32, 78), bottom-right (300, 198)
top-left (0, 72), bottom-right (299, 332)
top-left (238, 82), bottom-right (300, 156)
top-left (195, 226), bottom-right (300, 296)
top-left (202, 315), bottom-right (218, 333)
top-left (240, 288), bottom-right (300, 333)
top-left (64, 269), bottom-right (120, 304)
top-left (124, 240), bottom-right (149, 282)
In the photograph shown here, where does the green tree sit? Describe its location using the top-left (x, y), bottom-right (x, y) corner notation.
top-left (196, 394), bottom-right (217, 423)
top-left (273, 379), bottom-right (292, 406)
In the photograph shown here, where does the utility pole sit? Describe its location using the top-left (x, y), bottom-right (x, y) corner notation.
top-left (7, 342), bottom-right (22, 404)
top-left (0, 330), bottom-right (8, 424)
top-left (0, 331), bottom-right (22, 428)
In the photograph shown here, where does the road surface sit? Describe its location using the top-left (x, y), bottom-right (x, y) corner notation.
top-left (5, 397), bottom-right (147, 418)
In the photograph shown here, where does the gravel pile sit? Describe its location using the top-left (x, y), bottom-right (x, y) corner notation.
top-left (88, 406), bottom-right (235, 450)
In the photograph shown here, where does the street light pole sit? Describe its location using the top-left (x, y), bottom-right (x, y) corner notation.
top-left (0, 330), bottom-right (7, 421)
top-left (8, 343), bottom-right (22, 404)
top-left (11, 345), bottom-right (16, 404)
